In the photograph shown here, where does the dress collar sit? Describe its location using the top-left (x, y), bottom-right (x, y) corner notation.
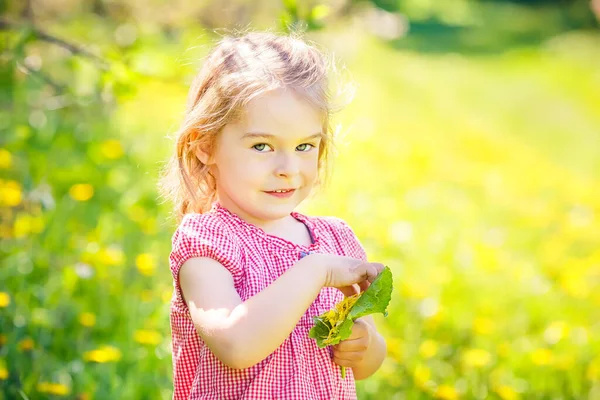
top-left (210, 201), bottom-right (321, 251)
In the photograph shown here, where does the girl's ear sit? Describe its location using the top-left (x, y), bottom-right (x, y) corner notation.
top-left (195, 144), bottom-right (213, 165)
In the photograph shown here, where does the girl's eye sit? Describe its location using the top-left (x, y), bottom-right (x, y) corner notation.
top-left (252, 143), bottom-right (272, 152)
top-left (296, 143), bottom-right (315, 152)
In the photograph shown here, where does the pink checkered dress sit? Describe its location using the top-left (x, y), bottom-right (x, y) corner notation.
top-left (168, 201), bottom-right (368, 400)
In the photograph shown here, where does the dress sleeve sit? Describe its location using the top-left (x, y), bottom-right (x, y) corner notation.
top-left (333, 218), bottom-right (368, 262)
top-left (169, 214), bottom-right (243, 303)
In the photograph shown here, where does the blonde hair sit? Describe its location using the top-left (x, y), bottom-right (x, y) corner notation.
top-left (159, 30), bottom-right (351, 222)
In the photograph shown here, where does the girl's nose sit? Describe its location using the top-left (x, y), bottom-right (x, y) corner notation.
top-left (274, 152), bottom-right (300, 177)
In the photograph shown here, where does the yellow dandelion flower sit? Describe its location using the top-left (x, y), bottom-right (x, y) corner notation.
top-left (435, 384), bottom-right (459, 400)
top-left (559, 274), bottom-right (589, 298)
top-left (0, 149), bottom-right (12, 169)
top-left (0, 292), bottom-right (10, 308)
top-left (0, 180), bottom-right (22, 207)
top-left (496, 341), bottom-right (511, 358)
top-left (0, 367), bottom-right (8, 380)
top-left (473, 317), bottom-right (495, 335)
top-left (586, 359), bottom-right (600, 381)
top-left (530, 348), bottom-right (554, 366)
top-left (387, 337), bottom-right (403, 362)
top-left (413, 363), bottom-right (431, 387)
top-left (79, 312), bottom-right (96, 327)
top-left (141, 218), bottom-right (157, 234)
top-left (134, 329), bottom-right (162, 345)
top-left (495, 385), bottom-right (519, 400)
top-left (401, 281), bottom-right (428, 299)
top-left (18, 338), bottom-right (34, 351)
top-left (100, 139), bottom-right (124, 160)
top-left (69, 184), bottom-right (94, 202)
top-left (419, 339), bottom-right (438, 359)
top-left (83, 345), bottom-right (122, 363)
top-left (136, 253), bottom-right (155, 276)
top-left (98, 247), bottom-right (124, 266)
top-left (13, 214), bottom-right (43, 238)
top-left (462, 348), bottom-right (491, 368)
top-left (37, 382), bottom-right (70, 395)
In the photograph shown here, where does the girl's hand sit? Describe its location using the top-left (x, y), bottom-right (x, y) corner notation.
top-left (307, 253), bottom-right (384, 297)
top-left (332, 318), bottom-right (371, 369)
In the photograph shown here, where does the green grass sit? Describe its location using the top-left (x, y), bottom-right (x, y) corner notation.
top-left (1, 22), bottom-right (599, 399)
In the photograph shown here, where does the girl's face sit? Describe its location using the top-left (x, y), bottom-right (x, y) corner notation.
top-left (203, 88), bottom-right (323, 228)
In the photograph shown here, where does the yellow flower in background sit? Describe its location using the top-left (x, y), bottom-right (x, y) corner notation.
top-left (496, 341), bottom-right (511, 358)
top-left (400, 280), bottom-right (429, 299)
top-left (0, 334), bottom-right (7, 345)
top-left (473, 317), bottom-right (495, 335)
top-left (98, 247), bottom-right (124, 266)
top-left (419, 339), bottom-right (439, 359)
top-left (530, 348), bottom-right (554, 366)
top-left (140, 218), bottom-right (158, 235)
top-left (495, 385), bottom-right (520, 400)
top-left (558, 273), bottom-right (590, 299)
top-left (100, 139), bottom-right (124, 159)
top-left (413, 363), bottom-right (431, 388)
top-left (79, 312), bottom-right (96, 327)
top-left (18, 338), bottom-right (34, 351)
top-left (13, 214), bottom-right (45, 238)
top-left (134, 329), bottom-right (162, 345)
top-left (0, 180), bottom-right (22, 207)
top-left (83, 345), bottom-right (121, 363)
top-left (69, 184), bottom-right (94, 201)
top-left (586, 359), bottom-right (600, 382)
top-left (37, 382), bottom-right (70, 395)
top-left (0, 367), bottom-right (7, 380)
top-left (387, 337), bottom-right (403, 362)
top-left (462, 348), bottom-right (491, 368)
top-left (0, 292), bottom-right (10, 308)
top-left (136, 253), bottom-right (155, 276)
top-left (435, 384), bottom-right (459, 400)
top-left (0, 149), bottom-right (12, 169)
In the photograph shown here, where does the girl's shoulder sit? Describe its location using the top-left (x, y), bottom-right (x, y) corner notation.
top-left (174, 211), bottom-right (240, 241)
top-left (171, 211), bottom-right (243, 261)
top-left (305, 214), bottom-right (356, 238)
top-left (303, 214), bottom-right (367, 261)
top-left (170, 211), bottom-right (245, 282)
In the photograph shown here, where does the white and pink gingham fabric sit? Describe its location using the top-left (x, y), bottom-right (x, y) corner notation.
top-left (169, 201), bottom-right (368, 400)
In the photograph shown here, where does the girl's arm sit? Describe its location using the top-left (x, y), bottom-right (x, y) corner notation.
top-left (179, 254), bottom-right (377, 369)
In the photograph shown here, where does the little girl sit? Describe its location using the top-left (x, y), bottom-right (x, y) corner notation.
top-left (160, 31), bottom-right (387, 400)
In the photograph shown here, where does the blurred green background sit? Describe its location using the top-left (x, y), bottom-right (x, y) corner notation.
top-left (1, 0), bottom-right (599, 399)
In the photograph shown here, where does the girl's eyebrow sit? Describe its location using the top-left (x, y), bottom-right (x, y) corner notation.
top-left (241, 132), bottom-right (323, 141)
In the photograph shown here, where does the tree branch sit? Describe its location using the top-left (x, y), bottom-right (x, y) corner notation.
top-left (17, 61), bottom-right (64, 93)
top-left (0, 18), bottom-right (109, 69)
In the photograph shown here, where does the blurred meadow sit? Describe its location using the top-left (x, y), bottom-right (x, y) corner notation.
top-left (1, 0), bottom-right (600, 399)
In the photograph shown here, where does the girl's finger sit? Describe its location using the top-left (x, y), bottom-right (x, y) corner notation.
top-left (358, 280), bottom-right (370, 292)
top-left (332, 350), bottom-right (364, 363)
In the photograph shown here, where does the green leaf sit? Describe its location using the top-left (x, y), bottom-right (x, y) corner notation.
top-left (309, 316), bottom-right (332, 348)
top-left (348, 266), bottom-right (393, 320)
top-left (309, 266), bottom-right (394, 347)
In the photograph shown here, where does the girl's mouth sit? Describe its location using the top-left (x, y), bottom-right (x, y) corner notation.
top-left (264, 189), bottom-right (296, 199)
